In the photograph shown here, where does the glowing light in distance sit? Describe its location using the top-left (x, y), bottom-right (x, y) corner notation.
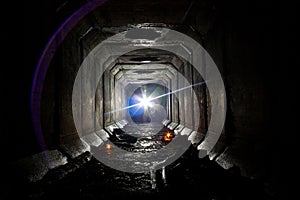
top-left (140, 96), bottom-right (153, 109)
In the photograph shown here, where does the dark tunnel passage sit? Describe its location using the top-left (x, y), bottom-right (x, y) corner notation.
top-left (5, 0), bottom-right (287, 199)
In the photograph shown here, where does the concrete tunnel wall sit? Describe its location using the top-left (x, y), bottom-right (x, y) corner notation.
top-left (41, 26), bottom-right (211, 144)
top-left (27, 0), bottom-right (276, 185)
top-left (100, 50), bottom-right (206, 130)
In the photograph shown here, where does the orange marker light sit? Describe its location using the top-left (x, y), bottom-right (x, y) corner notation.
top-left (163, 131), bottom-right (172, 141)
top-left (105, 143), bottom-right (112, 154)
top-left (106, 143), bottom-right (111, 150)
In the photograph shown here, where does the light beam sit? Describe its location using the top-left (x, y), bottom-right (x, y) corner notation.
top-left (104, 81), bottom-right (207, 115)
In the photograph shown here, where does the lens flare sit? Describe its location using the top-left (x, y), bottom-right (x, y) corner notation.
top-left (140, 96), bottom-right (153, 109)
top-left (104, 81), bottom-right (207, 115)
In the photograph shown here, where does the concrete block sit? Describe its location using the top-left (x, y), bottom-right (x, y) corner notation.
top-left (167, 122), bottom-right (178, 130)
top-left (180, 127), bottom-right (192, 136)
top-left (215, 147), bottom-right (234, 170)
top-left (96, 129), bottom-right (110, 141)
top-left (188, 131), bottom-right (205, 145)
top-left (81, 132), bottom-right (103, 147)
top-left (11, 150), bottom-right (67, 182)
top-left (61, 138), bottom-right (90, 159)
top-left (174, 124), bottom-right (184, 135)
top-left (162, 119), bottom-right (170, 126)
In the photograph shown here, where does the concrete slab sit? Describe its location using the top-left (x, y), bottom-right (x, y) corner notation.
top-left (180, 127), bottom-right (192, 136)
top-left (188, 131), bottom-right (205, 145)
top-left (167, 122), bottom-right (178, 130)
top-left (96, 129), bottom-right (110, 141)
top-left (61, 138), bottom-right (90, 159)
top-left (11, 150), bottom-right (67, 182)
top-left (174, 124), bottom-right (184, 135)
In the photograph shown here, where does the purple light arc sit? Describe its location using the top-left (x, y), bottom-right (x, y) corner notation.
top-left (31, 0), bottom-right (108, 150)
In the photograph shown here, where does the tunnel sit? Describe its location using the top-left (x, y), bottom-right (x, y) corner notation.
top-left (5, 0), bottom-right (285, 199)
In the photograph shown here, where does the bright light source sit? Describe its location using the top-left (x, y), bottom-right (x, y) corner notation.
top-left (140, 97), bottom-right (153, 109)
top-left (163, 131), bottom-right (173, 141)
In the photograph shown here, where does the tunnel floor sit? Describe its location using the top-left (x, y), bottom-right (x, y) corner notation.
top-left (7, 125), bottom-right (274, 200)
